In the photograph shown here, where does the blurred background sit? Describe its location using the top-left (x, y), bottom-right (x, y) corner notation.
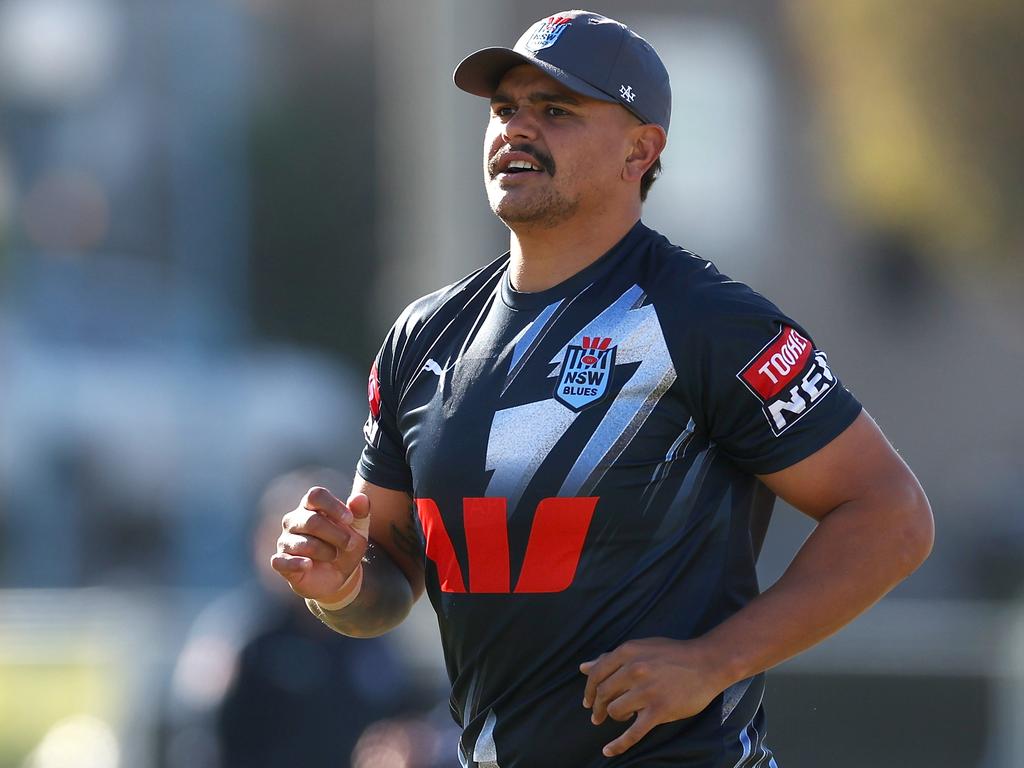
top-left (1, 0), bottom-right (1022, 766)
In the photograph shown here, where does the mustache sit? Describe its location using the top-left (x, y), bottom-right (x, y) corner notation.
top-left (488, 144), bottom-right (556, 177)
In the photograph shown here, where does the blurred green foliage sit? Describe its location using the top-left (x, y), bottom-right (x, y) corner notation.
top-left (786, 0), bottom-right (1024, 269)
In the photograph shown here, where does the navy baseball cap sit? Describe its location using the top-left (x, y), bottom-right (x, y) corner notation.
top-left (454, 10), bottom-right (672, 134)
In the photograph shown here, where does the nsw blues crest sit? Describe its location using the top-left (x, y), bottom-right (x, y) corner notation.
top-left (555, 336), bottom-right (616, 411)
top-left (525, 16), bottom-right (572, 52)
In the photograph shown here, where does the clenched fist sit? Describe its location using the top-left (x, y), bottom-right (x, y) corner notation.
top-left (271, 486), bottom-right (371, 606)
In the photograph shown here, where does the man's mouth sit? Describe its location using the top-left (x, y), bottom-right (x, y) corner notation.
top-left (504, 159), bottom-right (543, 174)
top-left (489, 146), bottom-right (555, 178)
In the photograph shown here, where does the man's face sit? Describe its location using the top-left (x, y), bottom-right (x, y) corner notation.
top-left (484, 65), bottom-right (640, 228)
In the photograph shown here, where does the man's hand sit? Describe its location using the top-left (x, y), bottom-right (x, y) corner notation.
top-left (271, 486), bottom-right (371, 605)
top-left (577, 411), bottom-right (933, 760)
top-left (580, 637), bottom-right (726, 758)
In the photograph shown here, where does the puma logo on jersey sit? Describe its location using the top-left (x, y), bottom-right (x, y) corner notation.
top-left (423, 359), bottom-right (445, 376)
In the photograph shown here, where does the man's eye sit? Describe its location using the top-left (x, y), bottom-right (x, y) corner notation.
top-left (493, 106), bottom-right (515, 118)
top-left (546, 106), bottom-right (570, 117)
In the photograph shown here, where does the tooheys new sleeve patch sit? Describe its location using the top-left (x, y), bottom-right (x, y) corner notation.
top-left (736, 325), bottom-right (838, 436)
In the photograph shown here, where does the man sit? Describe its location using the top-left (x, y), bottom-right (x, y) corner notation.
top-left (162, 468), bottom-right (425, 768)
top-left (272, 10), bottom-right (934, 767)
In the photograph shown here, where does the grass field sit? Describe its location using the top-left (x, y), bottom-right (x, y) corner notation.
top-left (0, 659), bottom-right (116, 768)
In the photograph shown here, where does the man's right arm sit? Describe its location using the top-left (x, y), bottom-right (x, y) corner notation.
top-left (271, 477), bottom-right (425, 638)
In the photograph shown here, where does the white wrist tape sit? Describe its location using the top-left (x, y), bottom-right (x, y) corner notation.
top-left (314, 565), bottom-right (364, 611)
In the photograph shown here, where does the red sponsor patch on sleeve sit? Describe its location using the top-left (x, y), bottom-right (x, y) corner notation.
top-left (739, 326), bottom-right (812, 400)
top-left (367, 361), bottom-right (381, 420)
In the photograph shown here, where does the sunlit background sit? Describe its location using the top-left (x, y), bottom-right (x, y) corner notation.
top-left (1, 1), bottom-right (1022, 766)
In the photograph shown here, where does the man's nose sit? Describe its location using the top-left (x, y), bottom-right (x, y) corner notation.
top-left (501, 107), bottom-right (540, 143)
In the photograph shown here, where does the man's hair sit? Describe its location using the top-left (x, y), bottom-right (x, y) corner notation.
top-left (640, 157), bottom-right (662, 202)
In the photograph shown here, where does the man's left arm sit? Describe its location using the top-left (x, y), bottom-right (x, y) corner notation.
top-left (581, 410), bottom-right (934, 757)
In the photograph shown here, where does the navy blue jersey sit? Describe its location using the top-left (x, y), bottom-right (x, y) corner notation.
top-left (357, 221), bottom-right (861, 767)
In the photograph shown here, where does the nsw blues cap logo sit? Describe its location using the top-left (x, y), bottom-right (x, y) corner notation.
top-left (555, 336), bottom-right (616, 411)
top-left (524, 15), bottom-right (573, 52)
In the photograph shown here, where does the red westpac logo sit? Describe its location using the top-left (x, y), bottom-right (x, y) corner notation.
top-left (415, 497), bottom-right (597, 594)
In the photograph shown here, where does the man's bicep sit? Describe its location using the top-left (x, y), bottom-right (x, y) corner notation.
top-left (757, 410), bottom-right (925, 521)
top-left (353, 476), bottom-right (426, 600)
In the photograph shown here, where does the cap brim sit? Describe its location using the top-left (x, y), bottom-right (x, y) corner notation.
top-left (453, 46), bottom-right (618, 106)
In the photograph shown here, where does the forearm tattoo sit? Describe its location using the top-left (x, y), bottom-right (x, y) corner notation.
top-left (307, 507), bottom-right (423, 638)
top-left (390, 503), bottom-right (425, 562)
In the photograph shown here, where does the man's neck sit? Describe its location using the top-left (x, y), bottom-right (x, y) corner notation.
top-left (506, 208), bottom-right (641, 293)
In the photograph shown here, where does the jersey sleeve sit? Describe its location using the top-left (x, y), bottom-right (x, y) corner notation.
top-left (356, 325), bottom-right (414, 493)
top-left (685, 282), bottom-right (862, 475)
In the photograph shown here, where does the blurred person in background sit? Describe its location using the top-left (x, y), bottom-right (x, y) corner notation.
top-left (272, 10), bottom-right (933, 768)
top-left (349, 707), bottom-right (464, 768)
top-left (160, 466), bottom-right (435, 768)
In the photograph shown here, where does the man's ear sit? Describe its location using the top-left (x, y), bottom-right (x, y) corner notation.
top-left (623, 124), bottom-right (667, 182)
